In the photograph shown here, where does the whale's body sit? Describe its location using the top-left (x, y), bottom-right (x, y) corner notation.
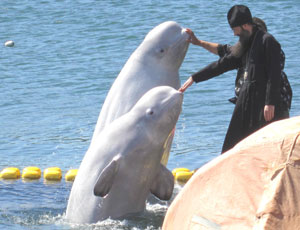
top-left (66, 86), bottom-right (183, 223)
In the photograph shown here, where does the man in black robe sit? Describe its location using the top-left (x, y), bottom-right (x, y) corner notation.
top-left (180, 5), bottom-right (289, 153)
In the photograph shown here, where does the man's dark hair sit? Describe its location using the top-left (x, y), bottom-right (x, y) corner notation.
top-left (252, 17), bottom-right (268, 32)
top-left (227, 5), bottom-right (253, 28)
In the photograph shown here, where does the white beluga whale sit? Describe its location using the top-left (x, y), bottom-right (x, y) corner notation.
top-left (90, 21), bottom-right (189, 164)
top-left (66, 86), bottom-right (183, 223)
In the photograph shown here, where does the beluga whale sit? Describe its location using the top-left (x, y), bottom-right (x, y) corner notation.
top-left (66, 86), bottom-right (183, 223)
top-left (90, 21), bottom-right (189, 164)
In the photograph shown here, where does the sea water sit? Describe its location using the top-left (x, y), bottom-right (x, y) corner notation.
top-left (1, 0), bottom-right (300, 229)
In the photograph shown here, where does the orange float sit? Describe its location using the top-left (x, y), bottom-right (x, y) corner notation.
top-left (163, 116), bottom-right (300, 230)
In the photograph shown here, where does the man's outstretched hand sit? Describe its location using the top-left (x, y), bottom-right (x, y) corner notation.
top-left (179, 76), bottom-right (194, 93)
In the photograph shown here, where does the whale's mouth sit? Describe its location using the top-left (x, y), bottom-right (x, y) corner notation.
top-left (161, 92), bottom-right (183, 125)
top-left (169, 30), bottom-right (189, 49)
top-left (166, 33), bottom-right (189, 69)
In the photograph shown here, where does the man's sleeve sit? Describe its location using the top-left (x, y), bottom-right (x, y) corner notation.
top-left (191, 54), bottom-right (241, 83)
top-left (217, 44), bottom-right (231, 57)
top-left (264, 35), bottom-right (281, 105)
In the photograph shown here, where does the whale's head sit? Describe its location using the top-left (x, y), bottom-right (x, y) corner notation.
top-left (131, 86), bottom-right (183, 144)
top-left (135, 21), bottom-right (190, 71)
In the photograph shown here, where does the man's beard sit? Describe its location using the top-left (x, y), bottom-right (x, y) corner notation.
top-left (230, 28), bottom-right (251, 58)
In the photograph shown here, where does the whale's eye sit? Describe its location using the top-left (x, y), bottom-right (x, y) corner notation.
top-left (156, 48), bottom-right (165, 54)
top-left (146, 108), bottom-right (154, 115)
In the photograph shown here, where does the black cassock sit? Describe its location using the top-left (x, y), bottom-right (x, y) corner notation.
top-left (191, 28), bottom-right (288, 153)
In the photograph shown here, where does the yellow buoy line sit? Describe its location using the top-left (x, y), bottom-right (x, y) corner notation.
top-left (0, 167), bottom-right (78, 182)
top-left (0, 167), bottom-right (194, 183)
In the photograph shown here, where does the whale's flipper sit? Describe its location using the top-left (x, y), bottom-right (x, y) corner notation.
top-left (150, 164), bottom-right (174, 200)
top-left (94, 155), bottom-right (121, 197)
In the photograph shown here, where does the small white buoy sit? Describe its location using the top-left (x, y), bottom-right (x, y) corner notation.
top-left (5, 40), bottom-right (14, 47)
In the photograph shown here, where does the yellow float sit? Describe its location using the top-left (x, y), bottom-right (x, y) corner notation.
top-left (44, 167), bottom-right (62, 181)
top-left (172, 167), bottom-right (194, 183)
top-left (0, 167), bottom-right (21, 179)
top-left (172, 167), bottom-right (190, 177)
top-left (65, 169), bottom-right (78, 182)
top-left (175, 171), bottom-right (194, 183)
top-left (22, 167), bottom-right (41, 180)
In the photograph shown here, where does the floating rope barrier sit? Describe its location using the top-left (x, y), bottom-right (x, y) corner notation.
top-left (0, 167), bottom-right (78, 182)
top-left (0, 167), bottom-right (194, 183)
